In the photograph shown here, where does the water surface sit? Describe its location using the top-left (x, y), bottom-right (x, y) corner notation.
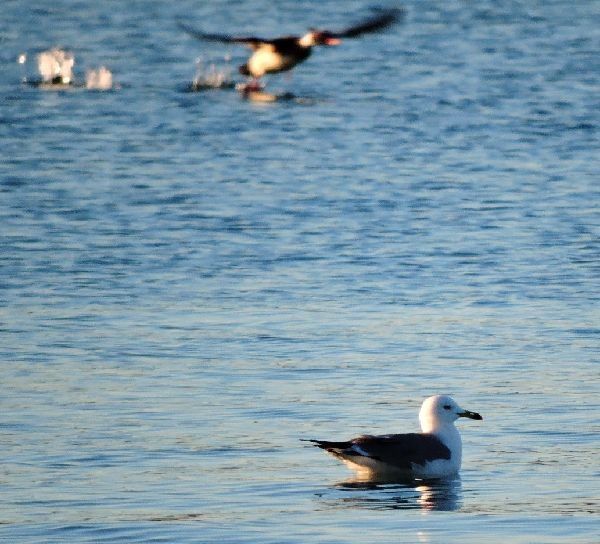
top-left (1, 1), bottom-right (599, 542)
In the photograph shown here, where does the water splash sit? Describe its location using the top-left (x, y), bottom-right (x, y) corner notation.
top-left (85, 66), bottom-right (114, 90)
top-left (190, 56), bottom-right (234, 90)
top-left (37, 48), bottom-right (74, 84)
top-left (20, 48), bottom-right (115, 90)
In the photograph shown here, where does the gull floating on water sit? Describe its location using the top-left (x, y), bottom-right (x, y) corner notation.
top-left (305, 395), bottom-right (482, 480)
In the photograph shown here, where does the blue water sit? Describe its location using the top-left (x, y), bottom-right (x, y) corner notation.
top-left (1, 1), bottom-right (599, 542)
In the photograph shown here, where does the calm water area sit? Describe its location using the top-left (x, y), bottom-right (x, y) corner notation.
top-left (1, 1), bottom-right (599, 542)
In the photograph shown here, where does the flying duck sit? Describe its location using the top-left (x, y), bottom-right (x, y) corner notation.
top-left (305, 395), bottom-right (482, 481)
top-left (178, 8), bottom-right (403, 91)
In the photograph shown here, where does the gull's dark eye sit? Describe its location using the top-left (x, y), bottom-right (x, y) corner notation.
top-left (443, 405), bottom-right (452, 410)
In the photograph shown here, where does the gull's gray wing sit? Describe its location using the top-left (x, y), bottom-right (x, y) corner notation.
top-left (307, 433), bottom-right (450, 469)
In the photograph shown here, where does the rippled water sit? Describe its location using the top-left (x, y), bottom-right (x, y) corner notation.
top-left (1, 1), bottom-right (599, 542)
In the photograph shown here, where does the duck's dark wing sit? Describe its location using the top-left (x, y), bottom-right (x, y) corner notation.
top-left (307, 433), bottom-right (450, 469)
top-left (330, 8), bottom-right (404, 38)
top-left (178, 22), bottom-right (271, 50)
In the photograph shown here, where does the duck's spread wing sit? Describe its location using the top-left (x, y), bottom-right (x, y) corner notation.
top-left (308, 433), bottom-right (450, 470)
top-left (331, 8), bottom-right (404, 39)
top-left (178, 22), bottom-right (270, 50)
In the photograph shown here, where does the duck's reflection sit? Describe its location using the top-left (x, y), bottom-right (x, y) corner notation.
top-left (331, 476), bottom-right (462, 512)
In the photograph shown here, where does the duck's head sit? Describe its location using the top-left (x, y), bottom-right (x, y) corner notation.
top-left (299, 30), bottom-right (342, 48)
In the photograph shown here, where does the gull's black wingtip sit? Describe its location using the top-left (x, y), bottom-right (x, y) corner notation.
top-left (301, 439), bottom-right (352, 450)
top-left (301, 439), bottom-right (329, 449)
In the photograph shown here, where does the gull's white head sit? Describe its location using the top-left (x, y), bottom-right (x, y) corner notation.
top-left (419, 395), bottom-right (482, 433)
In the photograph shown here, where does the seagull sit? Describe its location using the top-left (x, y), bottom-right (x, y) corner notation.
top-left (178, 8), bottom-right (403, 92)
top-left (305, 395), bottom-right (482, 480)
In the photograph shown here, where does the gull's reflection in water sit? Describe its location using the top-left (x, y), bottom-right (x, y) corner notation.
top-left (330, 476), bottom-right (462, 512)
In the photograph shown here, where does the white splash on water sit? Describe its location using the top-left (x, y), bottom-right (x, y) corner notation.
top-left (86, 66), bottom-right (113, 90)
top-left (37, 48), bottom-right (74, 84)
top-left (191, 56), bottom-right (233, 90)
top-left (22, 48), bottom-right (115, 90)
